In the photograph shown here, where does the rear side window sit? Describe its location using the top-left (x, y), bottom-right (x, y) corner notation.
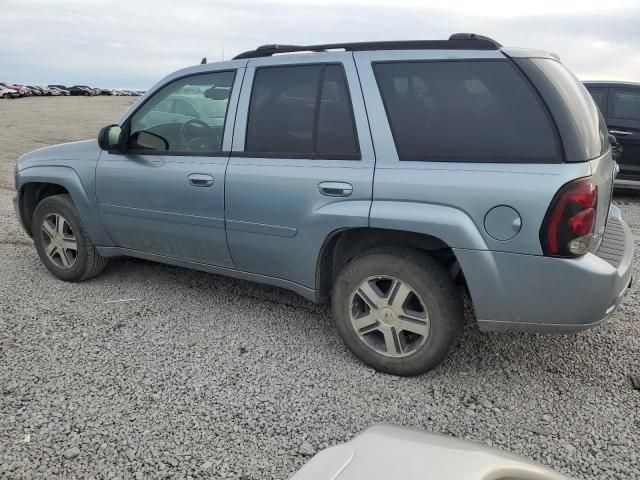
top-left (586, 87), bottom-right (608, 114)
top-left (532, 59), bottom-right (608, 159)
top-left (246, 64), bottom-right (359, 158)
top-left (373, 60), bottom-right (560, 163)
top-left (610, 89), bottom-right (640, 121)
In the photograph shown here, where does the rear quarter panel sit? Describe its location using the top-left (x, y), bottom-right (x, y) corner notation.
top-left (354, 50), bottom-right (592, 255)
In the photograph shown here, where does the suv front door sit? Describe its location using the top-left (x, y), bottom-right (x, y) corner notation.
top-left (225, 55), bottom-right (375, 292)
top-left (96, 63), bottom-right (244, 267)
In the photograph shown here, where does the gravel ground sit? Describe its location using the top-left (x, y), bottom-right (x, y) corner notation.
top-left (1, 97), bottom-right (639, 480)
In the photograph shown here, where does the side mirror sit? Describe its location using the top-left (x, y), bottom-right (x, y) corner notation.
top-left (98, 124), bottom-right (123, 152)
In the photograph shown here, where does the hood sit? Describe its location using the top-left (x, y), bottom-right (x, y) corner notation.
top-left (16, 139), bottom-right (101, 172)
top-left (291, 425), bottom-right (570, 480)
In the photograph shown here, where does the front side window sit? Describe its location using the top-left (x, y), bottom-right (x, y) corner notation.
top-left (610, 89), bottom-right (640, 121)
top-left (128, 70), bottom-right (235, 153)
top-left (245, 64), bottom-right (359, 158)
top-left (373, 60), bottom-right (561, 163)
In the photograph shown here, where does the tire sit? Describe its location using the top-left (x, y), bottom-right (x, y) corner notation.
top-left (2, 94), bottom-right (8, 99)
top-left (332, 248), bottom-right (463, 376)
top-left (32, 194), bottom-right (107, 282)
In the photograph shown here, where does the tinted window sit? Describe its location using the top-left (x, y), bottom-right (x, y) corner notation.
top-left (586, 87), bottom-right (607, 114)
top-left (374, 61), bottom-right (560, 162)
top-left (246, 64), bottom-right (359, 157)
top-left (316, 65), bottom-right (359, 155)
top-left (128, 70), bottom-right (235, 153)
top-left (532, 59), bottom-right (608, 159)
top-left (610, 89), bottom-right (640, 121)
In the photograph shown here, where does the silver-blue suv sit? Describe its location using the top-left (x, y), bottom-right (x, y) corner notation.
top-left (13, 34), bottom-right (634, 375)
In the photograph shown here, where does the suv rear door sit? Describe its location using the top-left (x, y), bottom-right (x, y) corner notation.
top-left (226, 54), bottom-right (375, 291)
top-left (607, 86), bottom-right (640, 180)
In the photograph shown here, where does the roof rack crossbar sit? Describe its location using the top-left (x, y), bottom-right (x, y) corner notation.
top-left (233, 33), bottom-right (502, 60)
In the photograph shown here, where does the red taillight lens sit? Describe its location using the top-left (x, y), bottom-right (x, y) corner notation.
top-left (541, 177), bottom-right (598, 257)
top-left (568, 208), bottom-right (595, 236)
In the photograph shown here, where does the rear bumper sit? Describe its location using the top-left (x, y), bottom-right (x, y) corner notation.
top-left (454, 211), bottom-right (634, 333)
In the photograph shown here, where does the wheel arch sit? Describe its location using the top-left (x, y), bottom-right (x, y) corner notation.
top-left (16, 166), bottom-right (113, 245)
top-left (315, 227), bottom-right (469, 304)
top-left (18, 181), bottom-right (70, 236)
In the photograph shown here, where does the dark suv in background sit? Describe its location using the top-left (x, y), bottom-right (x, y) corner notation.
top-left (585, 81), bottom-right (640, 188)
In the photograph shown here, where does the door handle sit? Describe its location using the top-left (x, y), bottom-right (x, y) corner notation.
top-left (609, 130), bottom-right (632, 136)
top-left (187, 173), bottom-right (214, 187)
top-left (318, 181), bottom-right (353, 197)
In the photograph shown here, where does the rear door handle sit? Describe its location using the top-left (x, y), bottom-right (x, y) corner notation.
top-left (188, 173), bottom-right (214, 187)
top-left (610, 130), bottom-right (632, 136)
top-left (318, 181), bottom-right (353, 197)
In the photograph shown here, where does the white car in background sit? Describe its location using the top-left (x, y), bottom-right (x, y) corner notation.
top-left (292, 425), bottom-right (570, 480)
top-left (0, 85), bottom-right (19, 99)
top-left (48, 86), bottom-right (70, 96)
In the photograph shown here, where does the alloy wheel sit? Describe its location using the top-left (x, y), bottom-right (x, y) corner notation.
top-left (41, 213), bottom-right (78, 269)
top-left (349, 275), bottom-right (430, 358)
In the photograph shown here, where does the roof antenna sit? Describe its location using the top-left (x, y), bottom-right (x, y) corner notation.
top-left (200, 57), bottom-right (207, 64)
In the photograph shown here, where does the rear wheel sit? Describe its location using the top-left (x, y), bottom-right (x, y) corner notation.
top-left (332, 248), bottom-right (463, 376)
top-left (2, 93), bottom-right (8, 99)
top-left (32, 194), bottom-right (107, 282)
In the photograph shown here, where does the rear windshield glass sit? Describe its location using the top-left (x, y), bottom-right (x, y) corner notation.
top-left (532, 59), bottom-right (608, 160)
top-left (373, 60), bottom-right (561, 163)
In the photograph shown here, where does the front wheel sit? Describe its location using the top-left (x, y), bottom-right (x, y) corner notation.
top-left (332, 249), bottom-right (463, 376)
top-left (32, 194), bottom-right (107, 282)
top-left (2, 93), bottom-right (9, 99)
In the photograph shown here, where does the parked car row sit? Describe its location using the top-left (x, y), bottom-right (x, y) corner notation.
top-left (0, 82), bottom-right (144, 98)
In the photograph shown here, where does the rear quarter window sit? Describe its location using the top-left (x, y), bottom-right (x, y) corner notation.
top-left (532, 59), bottom-right (609, 160)
top-left (373, 60), bottom-right (561, 163)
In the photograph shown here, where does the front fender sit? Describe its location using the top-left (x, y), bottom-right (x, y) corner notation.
top-left (17, 166), bottom-right (114, 246)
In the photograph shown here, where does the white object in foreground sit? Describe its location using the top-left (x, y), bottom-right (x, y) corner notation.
top-left (291, 425), bottom-right (570, 480)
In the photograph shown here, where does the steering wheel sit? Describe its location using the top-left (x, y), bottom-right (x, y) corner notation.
top-left (179, 118), bottom-right (220, 151)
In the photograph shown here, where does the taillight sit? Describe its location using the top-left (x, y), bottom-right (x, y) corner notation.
top-left (540, 177), bottom-right (598, 257)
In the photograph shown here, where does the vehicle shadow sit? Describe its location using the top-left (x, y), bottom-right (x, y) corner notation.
top-left (95, 254), bottom-right (637, 381)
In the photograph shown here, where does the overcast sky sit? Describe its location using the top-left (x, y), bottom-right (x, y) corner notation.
top-left (1, 0), bottom-right (639, 89)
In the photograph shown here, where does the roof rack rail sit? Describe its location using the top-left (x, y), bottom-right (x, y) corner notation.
top-left (233, 33), bottom-right (501, 60)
